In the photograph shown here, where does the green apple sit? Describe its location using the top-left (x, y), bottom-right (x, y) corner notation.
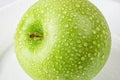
top-left (14, 0), bottom-right (111, 80)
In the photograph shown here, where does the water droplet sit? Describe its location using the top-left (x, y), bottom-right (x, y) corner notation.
top-left (37, 69), bottom-right (41, 73)
top-left (63, 11), bottom-right (67, 14)
top-left (63, 62), bottom-right (65, 65)
top-left (103, 30), bottom-right (106, 34)
top-left (89, 17), bottom-right (92, 20)
top-left (76, 4), bottom-right (80, 8)
top-left (81, 11), bottom-right (85, 14)
top-left (90, 57), bottom-right (94, 60)
top-left (65, 43), bottom-right (69, 46)
top-left (72, 47), bottom-right (76, 50)
top-left (75, 64), bottom-right (78, 67)
top-left (71, 54), bottom-right (74, 57)
top-left (61, 8), bottom-right (65, 10)
top-left (67, 50), bottom-right (70, 53)
top-left (94, 53), bottom-right (97, 56)
top-left (96, 35), bottom-right (100, 38)
top-left (71, 34), bottom-right (74, 37)
top-left (90, 46), bottom-right (93, 49)
top-left (77, 53), bottom-right (81, 56)
top-left (74, 26), bottom-right (78, 29)
top-left (32, 63), bottom-right (35, 66)
top-left (102, 55), bottom-right (105, 59)
top-left (84, 43), bottom-right (88, 47)
top-left (78, 62), bottom-right (81, 64)
top-left (77, 40), bottom-right (81, 43)
top-left (98, 44), bottom-right (100, 47)
top-left (56, 76), bottom-right (60, 79)
top-left (78, 33), bottom-right (82, 36)
top-left (54, 36), bottom-right (58, 39)
top-left (77, 76), bottom-right (80, 78)
top-left (70, 42), bottom-right (73, 45)
top-left (81, 57), bottom-right (85, 61)
top-left (53, 68), bottom-right (56, 71)
top-left (64, 39), bottom-right (67, 42)
top-left (66, 31), bottom-right (70, 35)
top-left (92, 30), bottom-right (96, 34)
top-left (78, 45), bottom-right (82, 48)
top-left (58, 14), bottom-right (61, 17)
top-left (96, 20), bottom-right (99, 23)
top-left (67, 71), bottom-right (70, 74)
top-left (59, 56), bottom-right (62, 59)
top-left (71, 63), bottom-right (74, 66)
top-left (62, 35), bottom-right (65, 38)
top-left (82, 72), bottom-right (85, 75)
top-left (96, 27), bottom-right (100, 31)
top-left (68, 18), bottom-right (72, 21)
top-left (83, 36), bottom-right (86, 39)
top-left (93, 41), bottom-right (96, 45)
top-left (70, 58), bottom-right (73, 61)
top-left (88, 53), bottom-right (91, 57)
top-left (61, 15), bottom-right (65, 19)
top-left (73, 14), bottom-right (77, 17)
top-left (65, 24), bottom-right (69, 27)
top-left (41, 10), bottom-right (44, 13)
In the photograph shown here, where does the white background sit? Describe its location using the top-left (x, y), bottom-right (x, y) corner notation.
top-left (0, 0), bottom-right (120, 80)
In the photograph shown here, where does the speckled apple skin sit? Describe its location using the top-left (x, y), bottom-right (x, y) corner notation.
top-left (15, 0), bottom-right (111, 80)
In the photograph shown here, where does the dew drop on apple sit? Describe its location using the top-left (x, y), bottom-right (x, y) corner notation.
top-left (56, 76), bottom-right (60, 79)
top-left (102, 55), bottom-right (105, 59)
top-left (19, 46), bottom-right (22, 49)
top-left (67, 50), bottom-right (70, 53)
top-left (59, 56), bottom-right (62, 59)
top-left (62, 35), bottom-right (65, 38)
top-left (69, 58), bottom-right (73, 61)
top-left (93, 41), bottom-right (96, 45)
top-left (92, 30), bottom-right (96, 34)
top-left (81, 57), bottom-right (85, 61)
top-left (78, 33), bottom-right (82, 36)
top-left (83, 43), bottom-right (88, 47)
top-left (61, 15), bottom-right (65, 19)
top-left (77, 40), bottom-right (81, 43)
top-left (66, 70), bottom-right (70, 74)
top-left (70, 42), bottom-right (73, 46)
top-left (65, 32), bottom-right (70, 35)
top-left (77, 53), bottom-right (81, 57)
top-left (65, 24), bottom-right (69, 27)
top-left (96, 27), bottom-right (100, 31)
top-left (83, 36), bottom-right (86, 39)
top-left (98, 44), bottom-right (100, 47)
top-left (76, 4), bottom-right (80, 8)
top-left (41, 10), bottom-right (44, 13)
top-left (65, 43), bottom-right (69, 46)
top-left (94, 53), bottom-right (97, 56)
top-left (78, 45), bottom-right (82, 48)
top-left (68, 18), bottom-right (72, 21)
top-left (89, 17), bottom-right (93, 20)
top-left (63, 11), bottom-right (67, 14)
top-left (82, 72), bottom-right (85, 76)
top-left (78, 61), bottom-right (81, 64)
top-left (71, 34), bottom-right (74, 37)
top-left (90, 57), bottom-right (94, 60)
top-left (88, 53), bottom-right (91, 57)
top-left (79, 66), bottom-right (83, 69)
top-left (96, 20), bottom-right (100, 23)
top-left (72, 47), bottom-right (76, 50)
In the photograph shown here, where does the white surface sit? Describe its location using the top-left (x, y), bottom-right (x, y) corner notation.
top-left (0, 0), bottom-right (120, 80)
top-left (0, 0), bottom-right (17, 8)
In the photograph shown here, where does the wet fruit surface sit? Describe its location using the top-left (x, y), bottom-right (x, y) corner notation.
top-left (15, 0), bottom-right (111, 80)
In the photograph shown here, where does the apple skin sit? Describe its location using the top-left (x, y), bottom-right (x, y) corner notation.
top-left (14, 0), bottom-right (111, 80)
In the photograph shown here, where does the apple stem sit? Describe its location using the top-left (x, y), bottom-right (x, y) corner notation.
top-left (29, 34), bottom-right (43, 39)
